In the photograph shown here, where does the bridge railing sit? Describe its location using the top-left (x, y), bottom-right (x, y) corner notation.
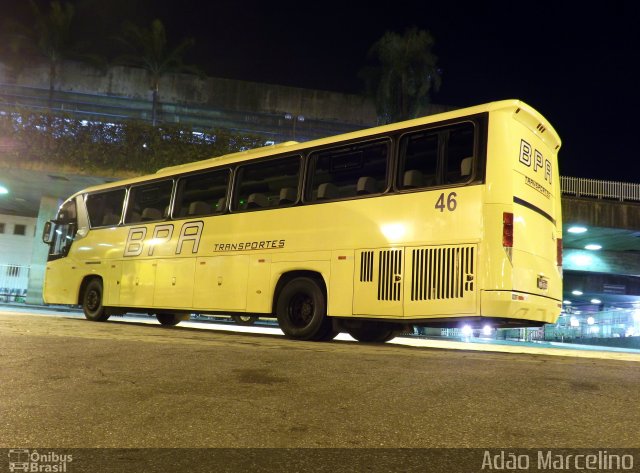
top-left (561, 176), bottom-right (640, 202)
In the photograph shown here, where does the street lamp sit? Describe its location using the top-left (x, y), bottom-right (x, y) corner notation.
top-left (284, 113), bottom-right (305, 141)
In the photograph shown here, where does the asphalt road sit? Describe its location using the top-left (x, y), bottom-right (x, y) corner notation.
top-left (1, 309), bottom-right (639, 450)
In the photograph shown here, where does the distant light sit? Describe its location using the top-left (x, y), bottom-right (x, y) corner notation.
top-left (587, 316), bottom-right (595, 325)
top-left (570, 316), bottom-right (580, 327)
top-left (0, 185), bottom-right (8, 195)
top-left (461, 325), bottom-right (472, 336)
top-left (584, 244), bottom-right (602, 251)
top-left (567, 226), bottom-right (588, 234)
top-left (590, 298), bottom-right (601, 304)
top-left (633, 310), bottom-right (640, 322)
top-left (563, 300), bottom-right (572, 305)
top-left (482, 325), bottom-right (492, 336)
top-left (572, 290), bottom-right (583, 296)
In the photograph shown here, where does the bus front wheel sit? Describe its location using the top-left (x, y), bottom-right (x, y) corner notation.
top-left (82, 279), bottom-right (110, 322)
top-left (276, 277), bottom-right (332, 341)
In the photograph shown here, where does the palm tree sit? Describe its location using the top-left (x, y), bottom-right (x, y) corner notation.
top-left (361, 27), bottom-right (442, 124)
top-left (1, 1), bottom-right (104, 106)
top-left (116, 19), bottom-right (201, 126)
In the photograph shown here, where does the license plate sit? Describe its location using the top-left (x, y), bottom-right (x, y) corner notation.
top-left (537, 276), bottom-right (548, 290)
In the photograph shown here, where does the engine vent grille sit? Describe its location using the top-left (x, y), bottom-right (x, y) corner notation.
top-left (378, 250), bottom-right (402, 301)
top-left (360, 250), bottom-right (374, 282)
top-left (410, 246), bottom-right (475, 301)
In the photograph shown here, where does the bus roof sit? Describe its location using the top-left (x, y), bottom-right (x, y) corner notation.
top-left (72, 99), bottom-right (560, 196)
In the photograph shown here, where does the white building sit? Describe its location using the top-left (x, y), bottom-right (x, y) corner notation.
top-left (0, 213), bottom-right (37, 300)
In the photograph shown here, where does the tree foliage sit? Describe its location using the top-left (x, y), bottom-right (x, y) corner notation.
top-left (115, 19), bottom-right (202, 125)
top-left (1, 1), bottom-right (104, 103)
top-left (0, 108), bottom-right (266, 176)
top-left (361, 27), bottom-right (442, 124)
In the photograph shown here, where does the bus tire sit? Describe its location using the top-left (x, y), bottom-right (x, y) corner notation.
top-left (231, 314), bottom-right (258, 326)
top-left (276, 277), bottom-right (331, 341)
top-left (82, 279), bottom-right (110, 322)
top-left (347, 322), bottom-right (397, 343)
top-left (312, 323), bottom-right (339, 341)
top-left (156, 313), bottom-right (181, 326)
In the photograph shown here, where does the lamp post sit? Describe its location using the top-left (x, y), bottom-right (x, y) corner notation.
top-left (284, 113), bottom-right (305, 141)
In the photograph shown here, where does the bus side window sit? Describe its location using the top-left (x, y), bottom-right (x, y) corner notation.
top-left (125, 180), bottom-right (173, 224)
top-left (398, 131), bottom-right (439, 189)
top-left (175, 169), bottom-right (230, 218)
top-left (233, 156), bottom-right (301, 211)
top-left (85, 189), bottom-right (126, 228)
top-left (398, 122), bottom-right (475, 189)
top-left (445, 123), bottom-right (475, 184)
top-left (307, 139), bottom-right (389, 202)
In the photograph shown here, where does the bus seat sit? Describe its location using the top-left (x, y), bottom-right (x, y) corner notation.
top-left (403, 170), bottom-right (423, 188)
top-left (279, 187), bottom-right (297, 205)
top-left (101, 211), bottom-right (119, 226)
top-left (215, 197), bottom-right (226, 212)
top-left (188, 201), bottom-right (211, 216)
top-left (128, 211), bottom-right (141, 223)
top-left (461, 157), bottom-right (473, 177)
top-left (317, 182), bottom-right (338, 200)
top-left (356, 176), bottom-right (377, 195)
top-left (141, 207), bottom-right (162, 221)
top-left (247, 193), bottom-right (268, 208)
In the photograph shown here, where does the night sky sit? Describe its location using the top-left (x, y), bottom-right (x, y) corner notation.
top-left (159, 2), bottom-right (640, 182)
top-left (5, 1), bottom-right (640, 182)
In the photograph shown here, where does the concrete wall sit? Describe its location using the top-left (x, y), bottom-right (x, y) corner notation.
top-left (562, 196), bottom-right (640, 231)
top-left (0, 59), bottom-right (379, 125)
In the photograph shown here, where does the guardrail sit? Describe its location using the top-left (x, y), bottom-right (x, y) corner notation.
top-left (561, 176), bottom-right (640, 202)
top-left (0, 264), bottom-right (29, 302)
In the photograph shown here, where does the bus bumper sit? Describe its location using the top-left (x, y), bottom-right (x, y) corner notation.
top-left (481, 290), bottom-right (562, 326)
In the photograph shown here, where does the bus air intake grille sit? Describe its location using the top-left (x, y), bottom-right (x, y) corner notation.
top-left (360, 251), bottom-right (374, 282)
top-left (377, 250), bottom-right (402, 301)
top-left (410, 245), bottom-right (475, 301)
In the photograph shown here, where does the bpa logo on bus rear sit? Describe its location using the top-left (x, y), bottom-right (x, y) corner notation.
top-left (519, 139), bottom-right (552, 184)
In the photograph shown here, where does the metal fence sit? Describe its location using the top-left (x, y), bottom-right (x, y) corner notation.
top-left (561, 176), bottom-right (640, 202)
top-left (0, 264), bottom-right (29, 302)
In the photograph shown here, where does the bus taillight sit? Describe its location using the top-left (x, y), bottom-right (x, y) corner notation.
top-left (502, 212), bottom-right (514, 247)
top-left (557, 238), bottom-right (563, 266)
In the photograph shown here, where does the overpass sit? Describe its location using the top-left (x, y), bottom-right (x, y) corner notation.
top-left (555, 177), bottom-right (640, 346)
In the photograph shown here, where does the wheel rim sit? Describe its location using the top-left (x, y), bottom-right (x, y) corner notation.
top-left (86, 289), bottom-right (100, 312)
top-left (288, 293), bottom-right (314, 327)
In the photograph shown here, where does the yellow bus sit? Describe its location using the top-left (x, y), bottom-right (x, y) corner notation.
top-left (42, 99), bottom-right (562, 342)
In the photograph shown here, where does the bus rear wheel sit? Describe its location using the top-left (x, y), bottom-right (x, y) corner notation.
top-left (156, 313), bottom-right (181, 326)
top-left (276, 276), bottom-right (332, 341)
top-left (82, 278), bottom-right (110, 322)
top-left (347, 322), bottom-right (398, 343)
top-left (231, 314), bottom-right (258, 326)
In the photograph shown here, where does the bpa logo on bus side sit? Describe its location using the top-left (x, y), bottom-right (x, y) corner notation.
top-left (519, 139), bottom-right (552, 184)
top-left (124, 221), bottom-right (203, 257)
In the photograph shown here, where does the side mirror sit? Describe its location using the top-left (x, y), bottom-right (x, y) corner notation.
top-left (42, 221), bottom-right (54, 244)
